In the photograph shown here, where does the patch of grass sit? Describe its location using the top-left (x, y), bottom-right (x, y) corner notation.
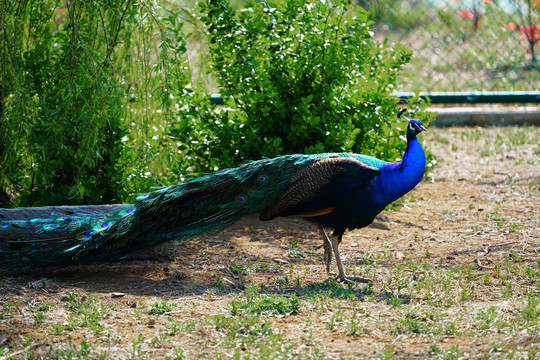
top-left (225, 264), bottom-right (249, 275)
top-left (62, 291), bottom-right (114, 334)
top-left (209, 277), bottom-right (226, 291)
top-left (473, 306), bottom-right (511, 335)
top-left (283, 240), bottom-right (306, 259)
top-left (168, 347), bottom-right (185, 359)
top-left (487, 213), bottom-right (509, 223)
top-left (426, 344), bottom-right (464, 359)
top-left (54, 340), bottom-right (108, 360)
top-left (275, 275), bottom-right (301, 287)
top-left (29, 301), bottom-right (54, 324)
top-left (390, 303), bottom-right (467, 336)
top-left (230, 284), bottom-right (299, 316)
top-left (148, 300), bottom-right (177, 315)
top-left (125, 335), bottom-right (147, 359)
top-left (165, 317), bottom-right (195, 335)
top-left (206, 313), bottom-right (271, 346)
top-left (304, 278), bottom-right (371, 300)
top-left (376, 346), bottom-right (398, 360)
top-left (507, 222), bottom-right (519, 232)
top-left (391, 312), bottom-right (463, 336)
top-left (387, 295), bottom-right (404, 307)
top-left (522, 293), bottom-right (540, 322)
top-left (472, 225), bottom-right (483, 233)
top-left (326, 307), bottom-right (365, 336)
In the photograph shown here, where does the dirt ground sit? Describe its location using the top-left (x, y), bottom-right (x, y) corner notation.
top-left (0, 126), bottom-right (539, 359)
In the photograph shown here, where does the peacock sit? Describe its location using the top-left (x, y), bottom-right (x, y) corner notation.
top-left (0, 113), bottom-right (426, 281)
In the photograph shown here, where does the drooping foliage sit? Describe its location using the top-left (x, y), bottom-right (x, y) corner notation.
top-left (0, 0), bottom-right (190, 206)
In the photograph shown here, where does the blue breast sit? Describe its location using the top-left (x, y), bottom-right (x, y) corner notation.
top-left (370, 138), bottom-right (426, 207)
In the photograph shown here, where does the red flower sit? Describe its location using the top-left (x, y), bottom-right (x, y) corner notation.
top-left (519, 25), bottom-right (540, 43)
top-left (505, 22), bottom-right (518, 31)
top-left (457, 9), bottom-right (475, 21)
top-left (457, 8), bottom-right (482, 29)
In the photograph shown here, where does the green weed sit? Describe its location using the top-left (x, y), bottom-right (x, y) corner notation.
top-left (148, 300), bottom-right (177, 315)
top-left (230, 285), bottom-right (299, 316)
top-left (62, 291), bottom-right (113, 334)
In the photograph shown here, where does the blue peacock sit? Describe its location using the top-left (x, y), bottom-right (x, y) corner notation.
top-left (0, 113), bottom-right (426, 281)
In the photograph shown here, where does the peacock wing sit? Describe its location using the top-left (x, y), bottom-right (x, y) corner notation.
top-left (259, 155), bottom-right (380, 220)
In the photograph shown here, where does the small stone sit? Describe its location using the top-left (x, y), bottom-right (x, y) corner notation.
top-left (60, 293), bottom-right (70, 301)
top-left (28, 278), bottom-right (50, 289)
top-left (147, 319), bottom-right (155, 328)
top-left (111, 292), bottom-right (125, 298)
top-left (273, 258), bottom-right (289, 264)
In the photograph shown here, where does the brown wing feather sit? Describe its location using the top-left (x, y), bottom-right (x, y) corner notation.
top-left (259, 155), bottom-right (380, 220)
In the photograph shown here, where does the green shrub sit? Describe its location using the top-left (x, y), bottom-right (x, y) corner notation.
top-left (172, 0), bottom-right (433, 176)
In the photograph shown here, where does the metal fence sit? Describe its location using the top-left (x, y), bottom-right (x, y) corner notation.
top-left (361, 0), bottom-right (540, 92)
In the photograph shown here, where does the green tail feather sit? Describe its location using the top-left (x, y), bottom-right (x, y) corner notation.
top-left (0, 154), bottom-right (320, 271)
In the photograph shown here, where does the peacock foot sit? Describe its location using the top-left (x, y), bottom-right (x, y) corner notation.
top-left (336, 274), bottom-right (371, 284)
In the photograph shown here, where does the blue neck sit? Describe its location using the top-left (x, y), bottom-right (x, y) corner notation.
top-left (373, 136), bottom-right (426, 206)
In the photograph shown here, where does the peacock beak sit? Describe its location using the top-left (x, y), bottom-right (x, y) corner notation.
top-left (419, 124), bottom-right (427, 132)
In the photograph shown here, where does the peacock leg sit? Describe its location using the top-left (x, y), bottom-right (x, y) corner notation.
top-left (318, 225), bottom-right (370, 283)
top-left (318, 225), bottom-right (333, 272)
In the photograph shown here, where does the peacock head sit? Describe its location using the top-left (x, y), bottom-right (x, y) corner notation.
top-left (406, 119), bottom-right (426, 140)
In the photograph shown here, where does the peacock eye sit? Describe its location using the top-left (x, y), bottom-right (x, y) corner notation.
top-left (136, 193), bottom-right (150, 201)
top-left (258, 175), bottom-right (267, 183)
top-left (119, 208), bottom-right (135, 216)
top-left (1, 222), bottom-right (8, 228)
top-left (93, 222), bottom-right (111, 232)
top-left (236, 194), bottom-right (247, 204)
top-left (43, 224), bottom-right (58, 230)
top-left (77, 230), bottom-right (92, 240)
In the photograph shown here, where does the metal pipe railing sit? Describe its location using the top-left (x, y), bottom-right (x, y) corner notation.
top-left (209, 92), bottom-right (540, 105)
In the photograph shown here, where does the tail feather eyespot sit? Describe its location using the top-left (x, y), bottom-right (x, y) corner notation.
top-left (93, 222), bottom-right (111, 232)
top-left (77, 230), bottom-right (93, 240)
top-left (236, 194), bottom-right (247, 204)
top-left (136, 193), bottom-right (150, 201)
top-left (118, 208), bottom-right (135, 216)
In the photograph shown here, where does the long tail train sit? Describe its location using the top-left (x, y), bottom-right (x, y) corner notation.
top-left (0, 154), bottom-right (320, 271)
